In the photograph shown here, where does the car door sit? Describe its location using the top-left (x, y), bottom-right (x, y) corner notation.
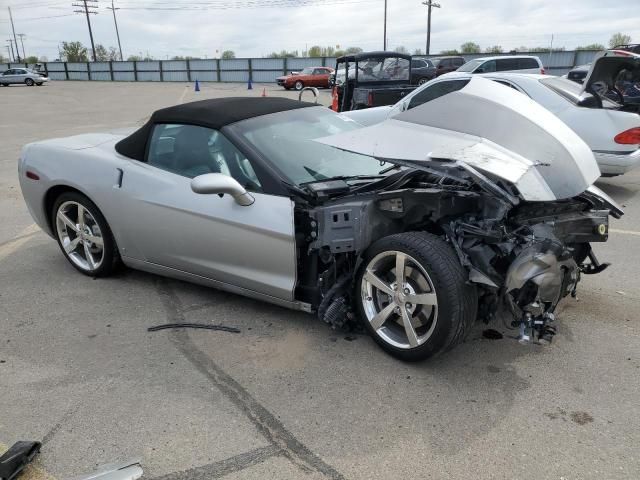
top-left (12, 69), bottom-right (27, 83)
top-left (1, 69), bottom-right (16, 84)
top-left (116, 123), bottom-right (297, 301)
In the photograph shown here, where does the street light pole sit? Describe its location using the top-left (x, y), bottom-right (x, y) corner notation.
top-left (383, 0), bottom-right (387, 50)
top-left (106, 0), bottom-right (124, 61)
top-left (421, 0), bottom-right (441, 55)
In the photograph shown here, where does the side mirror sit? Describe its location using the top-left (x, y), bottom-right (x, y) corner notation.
top-left (191, 173), bottom-right (254, 206)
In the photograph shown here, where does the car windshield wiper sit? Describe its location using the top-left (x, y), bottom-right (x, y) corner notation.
top-left (300, 175), bottom-right (385, 186)
top-left (379, 164), bottom-right (402, 174)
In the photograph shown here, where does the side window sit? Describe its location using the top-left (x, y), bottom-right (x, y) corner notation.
top-left (497, 58), bottom-right (519, 71)
top-left (493, 80), bottom-right (520, 91)
top-left (312, 69), bottom-right (323, 75)
top-left (441, 59), bottom-right (452, 68)
top-left (518, 58), bottom-right (539, 69)
top-left (407, 79), bottom-right (470, 109)
top-left (478, 60), bottom-right (496, 73)
top-left (147, 124), bottom-right (262, 191)
top-left (453, 58), bottom-right (464, 67)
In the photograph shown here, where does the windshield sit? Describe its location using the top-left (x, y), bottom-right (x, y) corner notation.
top-left (457, 59), bottom-right (483, 72)
top-left (231, 107), bottom-right (385, 185)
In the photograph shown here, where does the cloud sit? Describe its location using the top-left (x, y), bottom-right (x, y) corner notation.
top-left (1, 0), bottom-right (638, 60)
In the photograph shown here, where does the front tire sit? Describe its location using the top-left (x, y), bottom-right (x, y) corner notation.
top-left (294, 80), bottom-right (304, 91)
top-left (356, 232), bottom-right (477, 361)
top-left (52, 192), bottom-right (120, 277)
top-left (25, 78), bottom-right (34, 86)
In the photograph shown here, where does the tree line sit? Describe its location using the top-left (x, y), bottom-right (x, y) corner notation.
top-left (4, 33), bottom-right (631, 64)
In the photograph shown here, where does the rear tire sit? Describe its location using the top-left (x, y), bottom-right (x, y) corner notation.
top-left (356, 232), bottom-right (477, 361)
top-left (25, 78), bottom-right (34, 86)
top-left (51, 192), bottom-right (120, 277)
top-left (36, 82), bottom-right (43, 86)
top-left (418, 77), bottom-right (430, 85)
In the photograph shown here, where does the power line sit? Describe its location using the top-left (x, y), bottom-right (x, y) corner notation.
top-left (106, 0), bottom-right (123, 60)
top-left (8, 6), bottom-right (21, 61)
top-left (72, 0), bottom-right (98, 61)
top-left (421, 0), bottom-right (440, 55)
top-left (17, 33), bottom-right (26, 59)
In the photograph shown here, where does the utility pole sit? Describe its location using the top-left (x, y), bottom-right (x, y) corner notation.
top-left (8, 7), bottom-right (21, 62)
top-left (17, 34), bottom-right (26, 61)
top-left (7, 39), bottom-right (15, 62)
top-left (106, 0), bottom-right (123, 60)
top-left (72, 0), bottom-right (98, 61)
top-left (421, 0), bottom-right (441, 55)
top-left (383, 0), bottom-right (388, 50)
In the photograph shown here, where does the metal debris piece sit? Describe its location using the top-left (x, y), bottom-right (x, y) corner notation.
top-left (147, 323), bottom-right (240, 333)
top-left (0, 441), bottom-right (41, 480)
top-left (71, 459), bottom-right (143, 480)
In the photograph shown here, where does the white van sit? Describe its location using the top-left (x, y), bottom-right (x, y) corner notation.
top-left (457, 55), bottom-right (544, 74)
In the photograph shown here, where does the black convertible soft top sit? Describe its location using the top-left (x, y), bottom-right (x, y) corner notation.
top-left (115, 96), bottom-right (316, 161)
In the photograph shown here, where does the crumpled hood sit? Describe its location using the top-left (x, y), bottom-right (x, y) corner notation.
top-left (316, 77), bottom-right (600, 201)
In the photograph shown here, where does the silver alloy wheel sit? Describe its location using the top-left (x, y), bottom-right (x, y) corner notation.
top-left (361, 250), bottom-right (438, 349)
top-left (55, 200), bottom-right (105, 272)
top-left (295, 81), bottom-right (304, 90)
top-left (418, 78), bottom-right (428, 85)
top-left (25, 78), bottom-right (34, 86)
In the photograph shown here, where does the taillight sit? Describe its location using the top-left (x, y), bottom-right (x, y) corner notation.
top-left (540, 67), bottom-right (546, 75)
top-left (614, 127), bottom-right (640, 145)
top-left (368, 92), bottom-right (373, 106)
top-left (26, 170), bottom-right (40, 180)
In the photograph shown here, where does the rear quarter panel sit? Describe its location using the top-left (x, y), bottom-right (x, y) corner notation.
top-left (19, 136), bottom-right (130, 241)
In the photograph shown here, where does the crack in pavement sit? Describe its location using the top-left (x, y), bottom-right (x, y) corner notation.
top-left (154, 279), bottom-right (346, 480)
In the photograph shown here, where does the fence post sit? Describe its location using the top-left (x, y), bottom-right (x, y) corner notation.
top-left (87, 61), bottom-right (91, 81)
top-left (571, 50), bottom-right (578, 69)
top-left (216, 58), bottom-right (220, 82)
top-left (186, 59), bottom-right (191, 82)
top-left (159, 60), bottom-right (163, 81)
top-left (283, 57), bottom-right (287, 76)
top-left (248, 58), bottom-right (252, 84)
top-left (322, 57), bottom-right (326, 67)
top-left (64, 61), bottom-right (69, 80)
top-left (133, 60), bottom-right (138, 81)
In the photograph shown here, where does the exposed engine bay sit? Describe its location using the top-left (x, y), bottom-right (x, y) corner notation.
top-left (292, 165), bottom-right (621, 344)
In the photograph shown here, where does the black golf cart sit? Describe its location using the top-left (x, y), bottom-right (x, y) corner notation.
top-left (330, 51), bottom-right (417, 112)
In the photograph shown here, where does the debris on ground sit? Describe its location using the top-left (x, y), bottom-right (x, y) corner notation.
top-left (482, 329), bottom-right (504, 340)
top-left (0, 441), bottom-right (41, 480)
top-left (147, 323), bottom-right (240, 333)
top-left (73, 459), bottom-right (143, 480)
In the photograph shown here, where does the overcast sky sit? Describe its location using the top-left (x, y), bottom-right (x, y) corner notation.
top-left (0, 0), bottom-right (638, 61)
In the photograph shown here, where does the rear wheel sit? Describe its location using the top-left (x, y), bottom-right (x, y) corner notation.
top-left (52, 192), bottom-right (120, 277)
top-left (36, 82), bottom-right (43, 86)
top-left (418, 77), bottom-right (430, 85)
top-left (294, 80), bottom-right (304, 91)
top-left (25, 78), bottom-right (34, 86)
top-left (356, 232), bottom-right (477, 361)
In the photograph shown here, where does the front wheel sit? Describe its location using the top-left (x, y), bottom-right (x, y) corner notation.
top-left (294, 80), bottom-right (304, 91)
top-left (356, 232), bottom-right (477, 361)
top-left (418, 77), bottom-right (430, 85)
top-left (52, 192), bottom-right (120, 277)
top-left (25, 78), bottom-right (34, 86)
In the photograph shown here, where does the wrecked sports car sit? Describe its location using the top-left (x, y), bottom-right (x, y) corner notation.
top-left (19, 79), bottom-right (622, 361)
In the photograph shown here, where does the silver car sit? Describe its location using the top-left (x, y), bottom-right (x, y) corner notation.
top-left (1, 67), bottom-right (49, 86)
top-left (19, 89), bottom-right (621, 361)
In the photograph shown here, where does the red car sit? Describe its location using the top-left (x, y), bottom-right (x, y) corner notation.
top-left (276, 66), bottom-right (334, 90)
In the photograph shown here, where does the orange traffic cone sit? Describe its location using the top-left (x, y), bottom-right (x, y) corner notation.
top-left (261, 87), bottom-right (266, 97)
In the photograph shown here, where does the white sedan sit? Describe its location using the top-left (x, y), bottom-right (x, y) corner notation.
top-left (345, 51), bottom-right (640, 176)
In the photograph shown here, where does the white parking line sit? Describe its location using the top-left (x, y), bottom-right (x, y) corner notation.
top-left (610, 228), bottom-right (640, 237)
top-left (178, 85), bottom-right (190, 104)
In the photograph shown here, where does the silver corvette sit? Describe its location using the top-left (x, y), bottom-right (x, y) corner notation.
top-left (19, 78), bottom-right (622, 361)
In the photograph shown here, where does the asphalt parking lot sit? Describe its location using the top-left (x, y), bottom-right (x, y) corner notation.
top-left (1, 80), bottom-right (639, 480)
